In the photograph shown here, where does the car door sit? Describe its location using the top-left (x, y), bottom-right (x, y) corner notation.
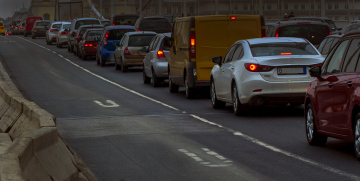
top-left (223, 44), bottom-right (244, 100)
top-left (316, 39), bottom-right (350, 133)
top-left (332, 38), bottom-right (360, 136)
top-left (144, 36), bottom-right (158, 76)
top-left (216, 44), bottom-right (238, 98)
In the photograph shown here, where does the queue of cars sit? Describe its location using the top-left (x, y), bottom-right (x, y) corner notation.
top-left (12, 14), bottom-right (360, 160)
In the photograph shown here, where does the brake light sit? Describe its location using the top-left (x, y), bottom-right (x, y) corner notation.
top-left (21, 27), bottom-right (23, 29)
top-left (157, 50), bottom-right (164, 58)
top-left (33, 27), bottom-right (36, 30)
top-left (244, 63), bottom-right (274, 72)
top-left (50, 29), bottom-right (55, 32)
top-left (137, 30), bottom-right (141, 32)
top-left (112, 23), bottom-right (114, 26)
top-left (327, 26), bottom-right (332, 35)
top-left (12, 26), bottom-right (13, 28)
top-left (84, 44), bottom-right (93, 47)
top-left (230, 16), bottom-right (236, 20)
top-left (71, 31), bottom-right (76, 37)
top-left (103, 31), bottom-right (110, 46)
top-left (61, 31), bottom-right (68, 35)
top-left (280, 53), bottom-right (292, 55)
top-left (190, 32), bottom-right (196, 57)
top-left (0, 27), bottom-right (4, 29)
top-left (124, 47), bottom-right (131, 55)
top-left (275, 28), bottom-right (279, 37)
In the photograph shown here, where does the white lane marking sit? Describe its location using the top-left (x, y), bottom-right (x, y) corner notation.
top-left (52, 51), bottom-right (56, 53)
top-left (18, 37), bottom-right (360, 180)
top-left (178, 148), bottom-right (232, 167)
top-left (94, 100), bottom-right (119, 108)
top-left (190, 114), bottom-right (360, 180)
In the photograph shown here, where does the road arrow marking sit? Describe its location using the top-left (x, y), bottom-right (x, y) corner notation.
top-left (94, 100), bottom-right (119, 108)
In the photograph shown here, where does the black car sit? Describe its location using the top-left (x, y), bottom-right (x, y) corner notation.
top-left (111, 14), bottom-right (138, 26)
top-left (134, 16), bottom-right (171, 33)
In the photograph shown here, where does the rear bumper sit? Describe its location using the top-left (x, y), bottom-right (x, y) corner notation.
top-left (83, 48), bottom-right (97, 55)
top-left (123, 55), bottom-right (145, 66)
top-left (153, 62), bottom-right (168, 78)
top-left (247, 93), bottom-right (306, 106)
top-left (101, 49), bottom-right (115, 62)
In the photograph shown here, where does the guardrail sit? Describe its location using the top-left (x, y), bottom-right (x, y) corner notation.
top-left (0, 80), bottom-right (86, 180)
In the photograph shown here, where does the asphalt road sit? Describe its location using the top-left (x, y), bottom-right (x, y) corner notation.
top-left (0, 35), bottom-right (359, 181)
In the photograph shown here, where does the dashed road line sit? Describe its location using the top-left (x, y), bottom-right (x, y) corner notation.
top-left (16, 36), bottom-right (360, 180)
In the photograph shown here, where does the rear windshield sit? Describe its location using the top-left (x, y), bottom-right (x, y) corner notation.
top-left (278, 24), bottom-right (330, 45)
top-left (52, 24), bottom-right (62, 29)
top-left (107, 29), bottom-right (134, 40)
top-left (75, 20), bottom-right (100, 29)
top-left (250, 42), bottom-right (318, 57)
top-left (101, 21), bottom-right (110, 26)
top-left (161, 36), bottom-right (171, 50)
top-left (139, 19), bottom-right (171, 30)
top-left (36, 22), bottom-right (50, 26)
top-left (85, 30), bottom-right (102, 40)
top-left (324, 20), bottom-right (337, 31)
top-left (114, 16), bottom-right (138, 26)
top-left (63, 24), bottom-right (70, 29)
top-left (0, 22), bottom-right (3, 26)
top-left (128, 35), bottom-right (156, 46)
top-left (79, 27), bottom-right (93, 36)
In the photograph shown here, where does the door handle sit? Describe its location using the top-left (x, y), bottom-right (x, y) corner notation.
top-left (328, 83), bottom-right (333, 88)
top-left (230, 65), bottom-right (235, 70)
top-left (347, 82), bottom-right (353, 87)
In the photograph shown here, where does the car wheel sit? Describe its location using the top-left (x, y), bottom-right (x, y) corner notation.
top-left (82, 54), bottom-right (86, 60)
top-left (185, 74), bottom-right (195, 99)
top-left (152, 68), bottom-right (161, 87)
top-left (96, 54), bottom-right (100, 65)
top-left (68, 43), bottom-right (71, 52)
top-left (24, 33), bottom-right (27, 37)
top-left (169, 72), bottom-right (179, 93)
top-left (100, 56), bottom-right (106, 67)
top-left (232, 83), bottom-right (246, 116)
top-left (115, 56), bottom-right (121, 70)
top-left (306, 103), bottom-right (327, 146)
top-left (70, 45), bottom-right (74, 53)
top-left (32, 35), bottom-right (35, 39)
top-left (121, 59), bottom-right (128, 72)
top-left (73, 47), bottom-right (77, 55)
top-left (354, 113), bottom-right (360, 160)
top-left (143, 69), bottom-right (151, 84)
top-left (211, 79), bottom-right (226, 109)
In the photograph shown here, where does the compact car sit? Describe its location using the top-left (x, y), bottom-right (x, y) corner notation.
top-left (305, 30), bottom-right (360, 160)
top-left (96, 25), bottom-right (136, 66)
top-left (114, 31), bottom-right (156, 71)
top-left (67, 18), bottom-right (101, 53)
top-left (73, 25), bottom-right (104, 57)
top-left (142, 33), bottom-right (171, 87)
top-left (78, 29), bottom-right (103, 60)
top-left (46, 22), bottom-right (63, 45)
top-left (210, 37), bottom-right (324, 115)
top-left (56, 22), bottom-right (71, 48)
top-left (0, 21), bottom-right (5, 36)
top-left (31, 20), bottom-right (50, 39)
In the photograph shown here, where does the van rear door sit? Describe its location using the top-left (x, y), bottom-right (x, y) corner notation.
top-left (228, 15), bottom-right (262, 46)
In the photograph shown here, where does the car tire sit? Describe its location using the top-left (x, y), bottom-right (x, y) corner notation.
top-left (354, 113), bottom-right (360, 160)
top-left (68, 43), bottom-right (71, 52)
top-left (70, 45), bottom-right (74, 53)
top-left (232, 83), bottom-right (247, 116)
top-left (152, 68), bottom-right (161, 87)
top-left (121, 59), bottom-right (127, 72)
top-left (96, 54), bottom-right (100, 65)
top-left (210, 79), bottom-right (226, 109)
top-left (169, 72), bottom-right (179, 93)
top-left (32, 35), bottom-right (35, 39)
top-left (100, 56), bottom-right (106, 67)
top-left (185, 74), bottom-right (195, 99)
top-left (143, 69), bottom-right (151, 84)
top-left (24, 33), bottom-right (27, 37)
top-left (82, 54), bottom-right (86, 60)
top-left (115, 56), bottom-right (121, 70)
top-left (306, 103), bottom-right (327, 146)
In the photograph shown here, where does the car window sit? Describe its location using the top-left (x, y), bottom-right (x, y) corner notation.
top-left (250, 42), bottom-right (318, 57)
top-left (223, 45), bottom-right (238, 64)
top-left (278, 24), bottom-right (330, 45)
top-left (161, 36), bottom-right (171, 51)
top-left (148, 37), bottom-right (157, 51)
top-left (325, 40), bottom-right (349, 75)
top-left (114, 16), bottom-right (138, 26)
top-left (62, 24), bottom-right (70, 29)
top-left (0, 22), bottom-right (3, 26)
top-left (75, 20), bottom-right (100, 29)
top-left (317, 38), bottom-right (327, 53)
top-left (85, 30), bottom-right (102, 40)
top-left (108, 29), bottom-right (133, 40)
top-left (321, 38), bottom-right (335, 55)
top-left (153, 37), bottom-right (162, 50)
top-left (342, 39), bottom-right (360, 72)
top-left (128, 35), bottom-right (156, 47)
top-left (52, 24), bottom-right (61, 29)
top-left (120, 35), bottom-right (127, 46)
top-left (324, 20), bottom-right (337, 31)
top-left (36, 22), bottom-right (49, 26)
top-left (232, 45), bottom-right (244, 61)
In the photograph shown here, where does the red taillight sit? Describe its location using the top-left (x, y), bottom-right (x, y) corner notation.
top-left (280, 53), bottom-right (292, 55)
top-left (230, 16), bottom-right (236, 20)
top-left (77, 36), bottom-right (81, 42)
top-left (61, 31), bottom-right (68, 35)
top-left (190, 32), bottom-right (195, 57)
top-left (0, 27), bottom-right (4, 29)
top-left (327, 26), bottom-right (332, 35)
top-left (103, 31), bottom-right (110, 46)
top-left (112, 23), bottom-right (114, 26)
top-left (33, 27), bottom-right (36, 30)
top-left (12, 26), bottom-right (13, 28)
top-left (84, 44), bottom-right (93, 47)
top-left (21, 27), bottom-right (23, 29)
top-left (137, 30), bottom-right (141, 32)
top-left (71, 31), bottom-right (76, 36)
top-left (124, 47), bottom-right (131, 55)
top-left (50, 29), bottom-right (55, 32)
top-left (244, 63), bottom-right (274, 72)
top-left (157, 50), bottom-right (164, 58)
top-left (275, 28), bottom-right (279, 37)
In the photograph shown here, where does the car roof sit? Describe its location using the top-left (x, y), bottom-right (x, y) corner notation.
top-left (85, 28), bottom-right (103, 32)
top-left (78, 24), bottom-right (104, 28)
top-left (245, 37), bottom-right (308, 45)
top-left (325, 34), bottom-right (343, 38)
top-left (289, 17), bottom-right (332, 21)
top-left (343, 30), bottom-right (360, 37)
top-left (124, 31), bottom-right (157, 36)
top-left (73, 18), bottom-right (99, 21)
top-left (113, 14), bottom-right (138, 17)
top-left (275, 20), bottom-right (328, 26)
top-left (142, 16), bottom-right (167, 19)
top-left (101, 20), bottom-right (110, 22)
top-left (105, 25), bottom-right (135, 30)
top-left (159, 32), bottom-right (171, 37)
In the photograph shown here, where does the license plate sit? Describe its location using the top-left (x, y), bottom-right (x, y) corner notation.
top-left (277, 67), bottom-right (306, 75)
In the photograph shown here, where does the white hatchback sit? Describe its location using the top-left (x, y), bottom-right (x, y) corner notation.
top-left (210, 37), bottom-right (324, 115)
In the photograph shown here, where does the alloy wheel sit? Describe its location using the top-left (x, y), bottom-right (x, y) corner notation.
top-left (355, 119), bottom-right (360, 157)
top-left (307, 108), bottom-right (314, 141)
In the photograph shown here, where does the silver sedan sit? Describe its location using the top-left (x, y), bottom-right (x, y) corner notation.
top-left (210, 37), bottom-right (324, 115)
top-left (142, 33), bottom-right (171, 87)
top-left (56, 22), bottom-right (71, 48)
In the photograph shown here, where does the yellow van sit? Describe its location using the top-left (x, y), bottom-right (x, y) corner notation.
top-left (0, 21), bottom-right (5, 36)
top-left (168, 15), bottom-right (265, 99)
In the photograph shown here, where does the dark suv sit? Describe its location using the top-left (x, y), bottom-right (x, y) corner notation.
top-left (134, 17), bottom-right (171, 33)
top-left (266, 20), bottom-right (331, 47)
top-left (305, 30), bottom-right (360, 160)
top-left (67, 18), bottom-right (101, 53)
top-left (288, 17), bottom-right (341, 34)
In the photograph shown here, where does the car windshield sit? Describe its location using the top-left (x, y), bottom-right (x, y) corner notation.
top-left (63, 24), bottom-right (70, 29)
top-left (75, 20), bottom-right (100, 29)
top-left (85, 30), bottom-right (102, 40)
top-left (324, 20), bottom-right (337, 31)
top-left (250, 42), bottom-right (319, 57)
top-left (52, 24), bottom-right (62, 29)
top-left (128, 35), bottom-right (156, 46)
top-left (0, 22), bottom-right (3, 26)
top-left (139, 19), bottom-right (171, 30)
top-left (36, 22), bottom-right (50, 26)
top-left (107, 29), bottom-right (134, 40)
top-left (278, 24), bottom-right (330, 45)
top-left (114, 16), bottom-right (138, 25)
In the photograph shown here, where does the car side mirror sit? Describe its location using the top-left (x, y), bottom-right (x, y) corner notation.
top-left (141, 46), bottom-right (148, 52)
top-left (212, 56), bottom-right (222, 66)
top-left (309, 66), bottom-right (321, 77)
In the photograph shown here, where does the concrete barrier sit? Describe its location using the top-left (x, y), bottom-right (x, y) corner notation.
top-left (0, 95), bottom-right (25, 133)
top-left (0, 82), bottom-right (11, 118)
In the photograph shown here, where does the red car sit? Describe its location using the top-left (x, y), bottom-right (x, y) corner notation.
top-left (78, 29), bottom-right (103, 60)
top-left (305, 30), bottom-right (360, 159)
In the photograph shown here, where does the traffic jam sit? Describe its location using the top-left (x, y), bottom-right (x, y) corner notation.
top-left (2, 13), bottom-right (360, 162)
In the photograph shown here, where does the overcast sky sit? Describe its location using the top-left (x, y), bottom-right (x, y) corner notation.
top-left (0, 0), bottom-right (31, 19)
